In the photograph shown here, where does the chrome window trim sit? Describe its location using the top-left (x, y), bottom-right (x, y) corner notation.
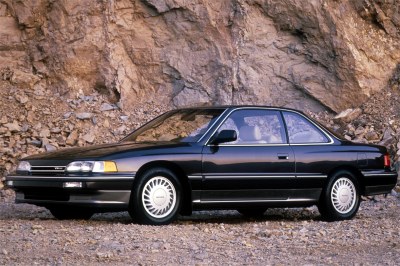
top-left (215, 143), bottom-right (290, 147)
top-left (290, 142), bottom-right (333, 146)
top-left (197, 108), bottom-right (230, 143)
top-left (204, 107), bottom-right (335, 146)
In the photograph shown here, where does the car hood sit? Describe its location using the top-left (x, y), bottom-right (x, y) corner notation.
top-left (24, 141), bottom-right (190, 160)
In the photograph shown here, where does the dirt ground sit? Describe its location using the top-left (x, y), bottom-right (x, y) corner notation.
top-left (1, 80), bottom-right (400, 265)
top-left (0, 192), bottom-right (399, 265)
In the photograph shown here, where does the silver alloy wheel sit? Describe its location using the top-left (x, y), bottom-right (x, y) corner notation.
top-left (142, 176), bottom-right (176, 219)
top-left (331, 177), bottom-right (356, 214)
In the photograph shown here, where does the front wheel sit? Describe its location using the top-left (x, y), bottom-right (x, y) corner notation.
top-left (129, 168), bottom-right (182, 225)
top-left (318, 170), bottom-right (360, 221)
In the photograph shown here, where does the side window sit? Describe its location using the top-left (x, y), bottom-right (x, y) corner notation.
top-left (283, 112), bottom-right (329, 144)
top-left (216, 109), bottom-right (287, 144)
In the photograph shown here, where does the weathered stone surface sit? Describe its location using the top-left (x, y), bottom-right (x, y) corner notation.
top-left (82, 133), bottom-right (95, 144)
top-left (0, 116), bottom-right (7, 124)
top-left (4, 122), bottom-right (21, 133)
top-left (44, 144), bottom-right (57, 152)
top-left (0, 16), bottom-right (26, 71)
top-left (173, 87), bottom-right (211, 107)
top-left (15, 93), bottom-right (29, 104)
top-left (63, 112), bottom-right (73, 119)
top-left (0, 0), bottom-right (399, 113)
top-left (10, 70), bottom-right (40, 89)
top-left (365, 131), bottom-right (379, 141)
top-left (354, 0), bottom-right (400, 38)
top-left (115, 125), bottom-right (127, 135)
top-left (50, 128), bottom-right (61, 134)
top-left (66, 130), bottom-right (79, 146)
top-left (334, 108), bottom-right (363, 123)
top-left (103, 119), bottom-right (110, 128)
top-left (379, 127), bottom-right (395, 146)
top-left (354, 126), bottom-right (365, 137)
top-left (39, 128), bottom-right (50, 138)
top-left (28, 139), bottom-right (42, 147)
top-left (75, 113), bottom-right (93, 120)
top-left (100, 103), bottom-right (117, 112)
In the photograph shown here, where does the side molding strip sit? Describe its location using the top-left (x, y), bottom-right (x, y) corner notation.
top-left (193, 198), bottom-right (315, 204)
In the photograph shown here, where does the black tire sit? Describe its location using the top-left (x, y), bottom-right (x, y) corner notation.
top-left (237, 207), bottom-right (267, 217)
top-left (129, 168), bottom-right (182, 225)
top-left (318, 170), bottom-right (360, 221)
top-left (49, 207), bottom-right (94, 220)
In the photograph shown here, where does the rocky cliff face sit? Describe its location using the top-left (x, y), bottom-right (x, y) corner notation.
top-left (0, 0), bottom-right (400, 191)
top-left (0, 0), bottom-right (399, 112)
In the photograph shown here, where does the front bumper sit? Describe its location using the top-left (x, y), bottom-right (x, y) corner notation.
top-left (5, 173), bottom-right (135, 210)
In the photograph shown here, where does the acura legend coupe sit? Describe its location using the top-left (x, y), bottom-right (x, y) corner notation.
top-left (6, 106), bottom-right (398, 225)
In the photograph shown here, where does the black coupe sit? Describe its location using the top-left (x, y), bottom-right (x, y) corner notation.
top-left (6, 106), bottom-right (398, 225)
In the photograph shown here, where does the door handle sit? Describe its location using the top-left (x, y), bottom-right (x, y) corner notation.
top-left (277, 153), bottom-right (289, 160)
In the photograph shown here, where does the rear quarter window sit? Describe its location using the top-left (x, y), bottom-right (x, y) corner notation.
top-left (283, 112), bottom-right (329, 144)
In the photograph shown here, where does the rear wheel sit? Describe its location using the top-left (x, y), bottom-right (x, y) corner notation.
top-left (49, 207), bottom-right (93, 220)
top-left (129, 168), bottom-right (182, 225)
top-left (318, 170), bottom-right (360, 221)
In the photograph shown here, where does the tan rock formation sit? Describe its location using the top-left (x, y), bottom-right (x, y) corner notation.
top-left (0, 0), bottom-right (399, 112)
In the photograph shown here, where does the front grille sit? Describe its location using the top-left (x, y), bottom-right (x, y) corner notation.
top-left (30, 166), bottom-right (66, 176)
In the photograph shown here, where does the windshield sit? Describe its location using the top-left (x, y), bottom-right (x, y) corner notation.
top-left (122, 109), bottom-right (225, 143)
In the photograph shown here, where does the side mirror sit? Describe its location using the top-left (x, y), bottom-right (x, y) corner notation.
top-left (210, 130), bottom-right (237, 145)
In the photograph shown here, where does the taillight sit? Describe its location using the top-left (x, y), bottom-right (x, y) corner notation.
top-left (384, 154), bottom-right (391, 167)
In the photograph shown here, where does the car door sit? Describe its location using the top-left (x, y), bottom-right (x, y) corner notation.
top-left (201, 108), bottom-right (296, 206)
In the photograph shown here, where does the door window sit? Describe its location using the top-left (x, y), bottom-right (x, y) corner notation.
top-left (216, 109), bottom-right (287, 144)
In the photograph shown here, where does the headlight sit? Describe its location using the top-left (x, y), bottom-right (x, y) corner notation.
top-left (65, 161), bottom-right (117, 173)
top-left (66, 161), bottom-right (94, 172)
top-left (17, 161), bottom-right (31, 172)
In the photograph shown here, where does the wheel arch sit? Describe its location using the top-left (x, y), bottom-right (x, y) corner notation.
top-left (326, 165), bottom-right (365, 195)
top-left (134, 160), bottom-right (193, 215)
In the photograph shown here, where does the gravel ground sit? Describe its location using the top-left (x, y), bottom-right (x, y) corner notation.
top-left (0, 191), bottom-right (399, 265)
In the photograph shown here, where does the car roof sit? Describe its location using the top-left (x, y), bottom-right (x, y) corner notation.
top-left (175, 105), bottom-right (306, 113)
